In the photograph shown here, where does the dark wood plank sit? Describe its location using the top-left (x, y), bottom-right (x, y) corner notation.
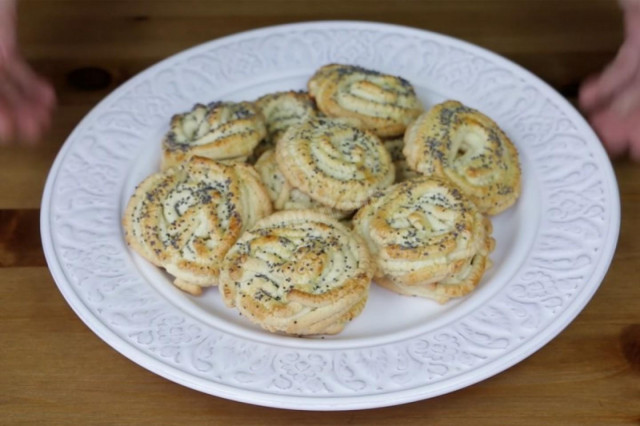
top-left (18, 0), bottom-right (624, 92)
top-left (0, 210), bottom-right (46, 267)
top-left (4, 0), bottom-right (625, 208)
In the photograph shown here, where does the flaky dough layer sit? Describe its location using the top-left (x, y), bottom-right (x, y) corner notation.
top-left (308, 64), bottom-right (423, 138)
top-left (403, 100), bottom-right (521, 215)
top-left (162, 101), bottom-right (266, 169)
top-left (353, 176), bottom-right (495, 303)
top-left (219, 210), bottom-right (373, 335)
top-left (275, 117), bottom-right (395, 210)
top-left (254, 149), bottom-right (352, 219)
top-left (123, 157), bottom-right (272, 295)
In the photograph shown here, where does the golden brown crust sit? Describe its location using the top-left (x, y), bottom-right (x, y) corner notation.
top-left (403, 100), bottom-right (521, 215)
top-left (122, 157), bottom-right (272, 295)
top-left (275, 117), bottom-right (395, 210)
top-left (352, 176), bottom-right (494, 304)
top-left (254, 149), bottom-right (353, 219)
top-left (162, 101), bottom-right (266, 169)
top-left (308, 64), bottom-right (423, 138)
top-left (256, 91), bottom-right (318, 143)
top-left (250, 91), bottom-right (318, 163)
top-left (219, 210), bottom-right (373, 335)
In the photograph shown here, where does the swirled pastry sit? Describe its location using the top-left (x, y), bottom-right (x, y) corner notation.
top-left (254, 149), bottom-right (352, 219)
top-left (383, 138), bottom-right (421, 183)
top-left (353, 176), bottom-right (495, 304)
top-left (162, 101), bottom-right (266, 169)
top-left (249, 91), bottom-right (318, 163)
top-left (123, 156), bottom-right (272, 295)
top-left (403, 100), bottom-right (521, 215)
top-left (256, 91), bottom-right (317, 141)
top-left (275, 117), bottom-right (395, 210)
top-left (308, 64), bottom-right (423, 138)
top-left (219, 210), bottom-right (373, 335)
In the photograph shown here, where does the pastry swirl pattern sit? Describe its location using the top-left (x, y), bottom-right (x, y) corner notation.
top-left (254, 149), bottom-right (352, 219)
top-left (353, 176), bottom-right (495, 303)
top-left (403, 100), bottom-right (521, 215)
top-left (162, 101), bottom-right (266, 169)
top-left (250, 91), bottom-right (318, 162)
top-left (308, 64), bottom-right (423, 138)
top-left (219, 210), bottom-right (373, 335)
top-left (275, 117), bottom-right (395, 210)
top-left (256, 91), bottom-right (318, 144)
top-left (383, 137), bottom-right (421, 183)
top-left (123, 157), bottom-right (272, 295)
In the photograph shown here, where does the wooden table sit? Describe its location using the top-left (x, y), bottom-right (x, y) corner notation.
top-left (2, 1), bottom-right (638, 424)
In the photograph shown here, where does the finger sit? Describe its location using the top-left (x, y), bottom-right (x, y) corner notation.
top-left (26, 84), bottom-right (56, 142)
top-left (10, 58), bottom-right (56, 110)
top-left (594, 115), bottom-right (629, 158)
top-left (0, 73), bottom-right (43, 143)
top-left (593, 42), bottom-right (639, 99)
top-left (8, 61), bottom-right (56, 141)
top-left (607, 74), bottom-right (640, 116)
top-left (579, 75), bottom-right (605, 112)
top-left (19, 86), bottom-right (52, 134)
top-left (589, 109), bottom-right (631, 157)
top-left (3, 60), bottom-right (55, 142)
top-left (35, 77), bottom-right (56, 110)
top-left (604, 136), bottom-right (631, 158)
top-left (579, 43), bottom-right (640, 111)
top-left (32, 99), bottom-right (52, 133)
top-left (15, 108), bottom-right (43, 143)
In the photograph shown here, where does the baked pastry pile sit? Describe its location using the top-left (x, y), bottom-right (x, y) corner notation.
top-left (123, 63), bottom-right (522, 336)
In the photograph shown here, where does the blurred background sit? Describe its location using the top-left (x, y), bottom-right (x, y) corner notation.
top-left (5, 0), bottom-right (622, 211)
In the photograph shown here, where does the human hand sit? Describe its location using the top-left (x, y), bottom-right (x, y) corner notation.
top-left (579, 0), bottom-right (640, 160)
top-left (0, 52), bottom-right (56, 145)
top-left (0, 0), bottom-right (56, 145)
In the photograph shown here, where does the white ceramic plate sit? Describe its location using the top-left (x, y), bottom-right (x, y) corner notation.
top-left (41, 21), bottom-right (620, 410)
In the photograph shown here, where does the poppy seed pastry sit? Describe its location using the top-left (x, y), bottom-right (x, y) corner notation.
top-left (253, 91), bottom-right (318, 155)
top-left (353, 176), bottom-right (495, 304)
top-left (403, 100), bottom-right (521, 215)
top-left (219, 210), bottom-right (373, 336)
top-left (383, 137), bottom-right (421, 183)
top-left (308, 63), bottom-right (423, 138)
top-left (162, 101), bottom-right (266, 169)
top-left (123, 156), bottom-right (272, 295)
top-left (254, 149), bottom-right (353, 219)
top-left (275, 117), bottom-right (395, 210)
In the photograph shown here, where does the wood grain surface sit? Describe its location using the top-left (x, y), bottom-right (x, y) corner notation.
top-left (1, 1), bottom-right (638, 424)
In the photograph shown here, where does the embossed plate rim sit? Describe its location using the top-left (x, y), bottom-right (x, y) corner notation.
top-left (41, 20), bottom-right (620, 410)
